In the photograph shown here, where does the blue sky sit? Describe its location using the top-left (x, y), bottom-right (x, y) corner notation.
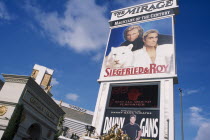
top-left (0, 0), bottom-right (210, 140)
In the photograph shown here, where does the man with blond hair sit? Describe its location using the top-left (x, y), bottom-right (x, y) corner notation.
top-left (121, 25), bottom-right (173, 51)
top-left (134, 29), bottom-right (174, 73)
top-left (121, 25), bottom-right (144, 51)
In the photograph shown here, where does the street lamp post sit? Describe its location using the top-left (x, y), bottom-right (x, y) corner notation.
top-left (178, 88), bottom-right (184, 140)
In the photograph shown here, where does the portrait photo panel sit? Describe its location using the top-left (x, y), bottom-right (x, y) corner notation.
top-left (100, 17), bottom-right (176, 81)
top-left (102, 109), bottom-right (160, 140)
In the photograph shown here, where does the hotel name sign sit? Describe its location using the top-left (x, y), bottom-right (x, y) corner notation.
top-left (69, 104), bottom-right (87, 113)
top-left (110, 0), bottom-right (178, 21)
top-left (109, 0), bottom-right (178, 27)
top-left (23, 91), bottom-right (58, 124)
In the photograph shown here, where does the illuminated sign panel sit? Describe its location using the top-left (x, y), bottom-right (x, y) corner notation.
top-left (109, 85), bottom-right (159, 108)
top-left (99, 17), bottom-right (176, 81)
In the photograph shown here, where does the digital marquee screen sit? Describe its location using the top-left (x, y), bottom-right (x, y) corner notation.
top-left (108, 84), bottom-right (159, 108)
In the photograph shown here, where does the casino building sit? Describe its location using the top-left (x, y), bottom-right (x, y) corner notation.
top-left (0, 64), bottom-right (65, 139)
top-left (54, 100), bottom-right (94, 139)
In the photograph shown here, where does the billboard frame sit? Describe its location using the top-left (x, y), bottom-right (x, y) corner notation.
top-left (99, 16), bottom-right (177, 82)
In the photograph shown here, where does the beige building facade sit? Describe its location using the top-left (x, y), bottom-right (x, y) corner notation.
top-left (0, 74), bottom-right (65, 139)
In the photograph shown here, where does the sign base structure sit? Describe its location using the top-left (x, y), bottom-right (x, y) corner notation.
top-left (92, 78), bottom-right (175, 140)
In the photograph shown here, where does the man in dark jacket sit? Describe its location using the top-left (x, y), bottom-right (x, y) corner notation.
top-left (122, 114), bottom-right (142, 140)
top-left (121, 25), bottom-right (173, 51)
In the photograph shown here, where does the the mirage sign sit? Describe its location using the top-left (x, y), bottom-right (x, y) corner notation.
top-left (102, 109), bottom-right (159, 140)
top-left (110, 0), bottom-right (178, 21)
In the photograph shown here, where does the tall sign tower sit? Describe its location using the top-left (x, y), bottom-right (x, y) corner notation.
top-left (92, 0), bottom-right (179, 140)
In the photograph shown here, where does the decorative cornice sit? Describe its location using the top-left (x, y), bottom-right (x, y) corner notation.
top-left (0, 125), bottom-right (7, 129)
top-left (2, 74), bottom-right (31, 84)
top-left (0, 101), bottom-right (17, 106)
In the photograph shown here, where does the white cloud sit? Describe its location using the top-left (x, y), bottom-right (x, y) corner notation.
top-left (51, 78), bottom-right (59, 86)
top-left (190, 106), bottom-right (202, 112)
top-left (0, 1), bottom-right (11, 20)
top-left (66, 93), bottom-right (79, 101)
top-left (91, 52), bottom-right (104, 62)
top-left (25, 0), bottom-right (109, 53)
top-left (195, 123), bottom-right (210, 140)
top-left (182, 88), bottom-right (203, 96)
top-left (186, 89), bottom-right (200, 95)
top-left (189, 106), bottom-right (210, 140)
top-left (190, 106), bottom-right (206, 126)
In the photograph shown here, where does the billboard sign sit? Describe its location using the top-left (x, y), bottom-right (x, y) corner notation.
top-left (110, 9), bottom-right (175, 27)
top-left (93, 1), bottom-right (178, 139)
top-left (102, 109), bottom-right (159, 140)
top-left (110, 0), bottom-right (178, 21)
top-left (109, 85), bottom-right (159, 108)
top-left (99, 17), bottom-right (176, 81)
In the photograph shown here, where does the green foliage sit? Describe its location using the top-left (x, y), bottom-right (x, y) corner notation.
top-left (54, 116), bottom-right (64, 140)
top-left (2, 104), bottom-right (24, 140)
top-left (54, 129), bottom-right (63, 140)
top-left (58, 116), bottom-right (64, 127)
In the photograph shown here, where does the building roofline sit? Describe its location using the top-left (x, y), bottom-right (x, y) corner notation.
top-left (53, 99), bottom-right (94, 115)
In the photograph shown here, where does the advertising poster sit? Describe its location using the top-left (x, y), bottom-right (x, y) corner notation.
top-left (109, 85), bottom-right (159, 108)
top-left (102, 109), bottom-right (159, 140)
top-left (100, 17), bottom-right (175, 81)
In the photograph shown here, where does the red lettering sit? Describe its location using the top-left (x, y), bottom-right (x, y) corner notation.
top-left (150, 64), bottom-right (157, 73)
top-left (144, 68), bottom-right (149, 74)
top-left (104, 68), bottom-right (110, 77)
top-left (134, 67), bottom-right (139, 75)
top-left (139, 67), bottom-right (144, 73)
top-left (116, 69), bottom-right (122, 75)
top-left (122, 69), bottom-right (125, 75)
top-left (126, 68), bottom-right (131, 75)
top-left (157, 65), bottom-right (164, 72)
top-left (104, 64), bottom-right (170, 77)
